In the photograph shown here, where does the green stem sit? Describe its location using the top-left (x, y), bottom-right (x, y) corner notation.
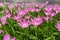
top-left (3, 25), bottom-right (7, 33)
top-left (35, 28), bottom-right (38, 40)
top-left (7, 21), bottom-right (15, 36)
top-left (28, 12), bottom-right (34, 18)
top-left (46, 22), bottom-right (49, 37)
top-left (16, 31), bottom-right (38, 40)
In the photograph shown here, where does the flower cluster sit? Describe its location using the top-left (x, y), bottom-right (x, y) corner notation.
top-left (44, 5), bottom-right (60, 22)
top-left (0, 1), bottom-right (60, 29)
top-left (0, 1), bottom-right (60, 40)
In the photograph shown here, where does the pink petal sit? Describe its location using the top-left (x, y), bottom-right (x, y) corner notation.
top-left (3, 33), bottom-right (10, 40)
top-left (1, 16), bottom-right (7, 25)
top-left (5, 13), bottom-right (11, 18)
top-left (56, 22), bottom-right (60, 32)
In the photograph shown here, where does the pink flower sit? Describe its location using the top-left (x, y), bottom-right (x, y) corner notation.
top-left (50, 12), bottom-right (56, 17)
top-left (44, 11), bottom-right (51, 16)
top-left (35, 9), bottom-right (41, 12)
top-left (20, 3), bottom-right (25, 8)
top-left (28, 8), bottom-right (35, 12)
top-left (40, 1), bottom-right (49, 8)
top-left (0, 16), bottom-right (7, 25)
top-left (26, 2), bottom-right (33, 8)
top-left (34, 3), bottom-right (40, 8)
top-left (13, 15), bottom-right (21, 20)
top-left (3, 33), bottom-right (16, 40)
top-left (44, 5), bottom-right (53, 11)
top-left (0, 30), bottom-right (3, 34)
top-left (18, 19), bottom-right (31, 28)
top-left (56, 22), bottom-right (60, 31)
top-left (53, 5), bottom-right (60, 13)
top-left (44, 15), bottom-right (53, 22)
top-left (14, 3), bottom-right (19, 7)
top-left (17, 10), bottom-right (27, 16)
top-left (3, 33), bottom-right (10, 40)
top-left (5, 13), bottom-right (11, 18)
top-left (44, 16), bottom-right (49, 22)
top-left (31, 15), bottom-right (43, 26)
top-left (7, 4), bottom-right (13, 9)
top-left (5, 9), bottom-right (10, 13)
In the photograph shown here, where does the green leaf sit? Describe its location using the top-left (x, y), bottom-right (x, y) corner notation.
top-left (0, 7), bottom-right (3, 11)
top-left (12, 8), bottom-right (17, 12)
top-left (0, 12), bottom-right (5, 17)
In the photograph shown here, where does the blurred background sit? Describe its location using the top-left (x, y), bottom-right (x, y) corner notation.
top-left (0, 0), bottom-right (60, 4)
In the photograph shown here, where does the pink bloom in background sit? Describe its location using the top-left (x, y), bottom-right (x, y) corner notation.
top-left (0, 3), bottom-right (3, 7)
top-left (34, 3), bottom-right (40, 8)
top-left (31, 15), bottom-right (43, 26)
top-left (3, 33), bottom-right (16, 40)
top-left (26, 2), bottom-right (34, 8)
top-left (56, 22), bottom-right (60, 31)
top-left (6, 2), bottom-right (10, 6)
top-left (18, 19), bottom-right (31, 28)
top-left (45, 1), bottom-right (49, 5)
top-left (20, 3), bottom-right (25, 8)
top-left (7, 4), bottom-right (13, 9)
top-left (40, 1), bottom-right (49, 8)
top-left (0, 30), bottom-right (3, 34)
top-left (0, 16), bottom-right (7, 25)
top-left (14, 3), bottom-right (19, 7)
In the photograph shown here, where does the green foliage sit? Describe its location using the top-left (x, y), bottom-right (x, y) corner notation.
top-left (0, 7), bottom-right (3, 11)
top-left (0, 12), bottom-right (5, 18)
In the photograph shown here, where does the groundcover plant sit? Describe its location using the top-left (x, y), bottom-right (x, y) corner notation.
top-left (0, 1), bottom-right (60, 40)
